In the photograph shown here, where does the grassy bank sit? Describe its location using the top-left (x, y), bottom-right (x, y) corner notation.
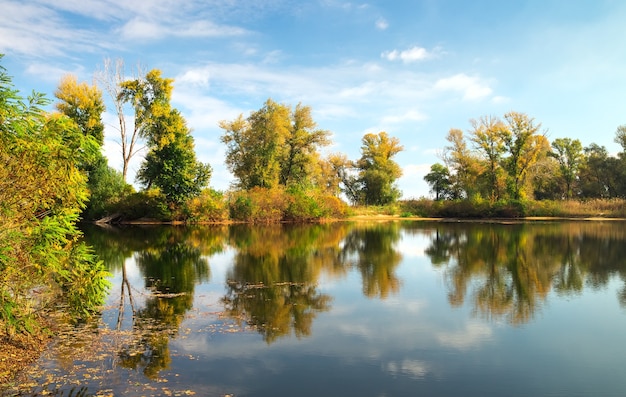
top-left (353, 198), bottom-right (626, 219)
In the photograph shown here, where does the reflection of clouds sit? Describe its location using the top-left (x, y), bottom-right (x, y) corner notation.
top-left (396, 236), bottom-right (428, 258)
top-left (436, 321), bottom-right (492, 350)
top-left (384, 359), bottom-right (429, 379)
top-left (380, 298), bottom-right (426, 315)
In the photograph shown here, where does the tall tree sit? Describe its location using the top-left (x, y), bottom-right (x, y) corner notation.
top-left (123, 69), bottom-right (211, 205)
top-left (220, 99), bottom-right (330, 190)
top-left (279, 103), bottom-right (330, 187)
top-left (550, 137), bottom-right (583, 199)
top-left (443, 128), bottom-right (482, 199)
top-left (578, 144), bottom-right (619, 198)
top-left (95, 58), bottom-right (144, 181)
top-left (356, 131), bottom-right (403, 205)
top-left (470, 116), bottom-right (507, 201)
top-left (502, 112), bottom-right (548, 200)
top-left (54, 74), bottom-right (130, 219)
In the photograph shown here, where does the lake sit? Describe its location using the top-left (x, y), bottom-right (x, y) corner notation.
top-left (13, 220), bottom-right (626, 396)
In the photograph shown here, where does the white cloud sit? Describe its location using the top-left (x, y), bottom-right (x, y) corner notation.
top-left (382, 46), bottom-right (439, 63)
top-left (0, 1), bottom-right (107, 57)
top-left (491, 95), bottom-right (510, 104)
top-left (434, 73), bottom-right (493, 101)
top-left (118, 18), bottom-right (247, 40)
top-left (376, 17), bottom-right (389, 30)
top-left (381, 110), bottom-right (427, 125)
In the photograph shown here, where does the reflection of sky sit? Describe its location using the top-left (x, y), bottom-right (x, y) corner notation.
top-left (94, 227), bottom-right (626, 396)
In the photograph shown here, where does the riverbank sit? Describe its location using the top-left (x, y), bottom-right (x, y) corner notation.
top-left (0, 325), bottom-right (51, 388)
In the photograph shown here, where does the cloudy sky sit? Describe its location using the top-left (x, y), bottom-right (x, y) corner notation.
top-left (2, 0), bottom-right (625, 198)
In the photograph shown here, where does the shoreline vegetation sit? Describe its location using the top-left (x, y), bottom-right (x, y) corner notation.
top-left (3, 54), bottom-right (626, 391)
top-left (2, 199), bottom-right (626, 389)
top-left (95, 197), bottom-right (626, 225)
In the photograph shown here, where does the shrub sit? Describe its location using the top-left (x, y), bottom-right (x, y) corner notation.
top-left (186, 189), bottom-right (228, 222)
top-left (113, 190), bottom-right (172, 221)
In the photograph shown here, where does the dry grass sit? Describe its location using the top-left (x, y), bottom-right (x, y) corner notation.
top-left (526, 199), bottom-right (626, 218)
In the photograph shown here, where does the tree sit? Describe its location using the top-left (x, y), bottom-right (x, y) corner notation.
top-left (54, 74), bottom-right (131, 220)
top-left (615, 124), bottom-right (626, 155)
top-left (578, 144), bottom-right (619, 198)
top-left (279, 103), bottom-right (330, 187)
top-left (443, 128), bottom-right (481, 199)
top-left (470, 116), bottom-right (507, 201)
top-left (550, 137), bottom-right (583, 199)
top-left (95, 58), bottom-right (144, 181)
top-left (424, 163), bottom-right (452, 200)
top-left (220, 99), bottom-right (330, 190)
top-left (54, 74), bottom-right (106, 146)
top-left (502, 112), bottom-right (548, 200)
top-left (220, 99), bottom-right (290, 189)
top-left (124, 69), bottom-right (211, 205)
top-left (0, 56), bottom-right (109, 334)
top-left (356, 131), bottom-right (403, 205)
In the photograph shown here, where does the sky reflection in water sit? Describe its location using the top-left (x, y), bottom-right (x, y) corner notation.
top-left (19, 221), bottom-right (626, 396)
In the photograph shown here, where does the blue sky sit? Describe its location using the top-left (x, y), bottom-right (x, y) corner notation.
top-left (2, 0), bottom-right (625, 198)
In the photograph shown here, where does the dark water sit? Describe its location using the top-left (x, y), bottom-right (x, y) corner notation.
top-left (15, 221), bottom-right (626, 396)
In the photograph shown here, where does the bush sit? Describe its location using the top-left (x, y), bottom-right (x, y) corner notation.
top-left (113, 190), bottom-right (172, 221)
top-left (186, 189), bottom-right (228, 222)
top-left (228, 187), bottom-right (288, 223)
top-left (228, 187), bottom-right (350, 222)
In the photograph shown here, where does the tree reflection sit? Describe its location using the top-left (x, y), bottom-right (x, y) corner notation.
top-left (84, 225), bottom-right (224, 378)
top-left (222, 225), bottom-right (333, 343)
top-left (340, 223), bottom-right (403, 299)
top-left (221, 222), bottom-right (404, 343)
top-left (423, 221), bottom-right (626, 325)
top-left (118, 230), bottom-right (211, 377)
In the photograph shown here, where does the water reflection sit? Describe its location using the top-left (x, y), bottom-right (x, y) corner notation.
top-left (83, 225), bottom-right (224, 378)
top-left (339, 223), bottom-right (403, 298)
top-left (15, 221), bottom-right (626, 396)
top-left (417, 221), bottom-right (626, 324)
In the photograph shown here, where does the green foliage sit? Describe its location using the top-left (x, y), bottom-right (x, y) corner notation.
top-left (550, 137), bottom-right (584, 199)
top-left (122, 69), bottom-right (211, 207)
top-left (220, 99), bottom-right (331, 190)
top-left (424, 163), bottom-right (452, 200)
top-left (83, 155), bottom-right (133, 220)
top-left (113, 190), bottom-right (172, 221)
top-left (1, 55), bottom-right (110, 335)
top-left (186, 189), bottom-right (229, 222)
top-left (355, 132), bottom-right (403, 206)
top-left (227, 187), bottom-right (348, 222)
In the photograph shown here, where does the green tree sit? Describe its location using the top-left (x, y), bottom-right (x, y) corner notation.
top-left (220, 99), bottom-right (330, 191)
top-left (0, 56), bottom-right (109, 334)
top-left (424, 163), bottom-right (452, 200)
top-left (470, 116), bottom-right (507, 201)
top-left (356, 131), bottom-right (404, 205)
top-left (279, 103), bottom-right (330, 187)
top-left (444, 128), bottom-right (482, 199)
top-left (502, 112), bottom-right (548, 200)
top-left (122, 69), bottom-right (211, 206)
top-left (220, 99), bottom-right (290, 189)
top-left (578, 144), bottom-right (619, 198)
top-left (549, 137), bottom-right (583, 199)
top-left (54, 74), bottom-right (131, 220)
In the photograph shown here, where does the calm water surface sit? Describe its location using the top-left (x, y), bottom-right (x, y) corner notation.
top-left (15, 221), bottom-right (626, 396)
